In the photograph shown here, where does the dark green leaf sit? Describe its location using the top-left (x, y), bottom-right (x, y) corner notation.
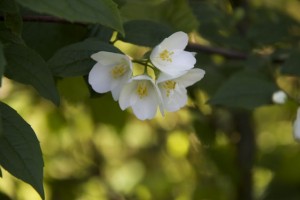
top-left (0, 102), bottom-right (44, 199)
top-left (121, 0), bottom-right (198, 32)
top-left (88, 25), bottom-right (114, 42)
top-left (4, 12), bottom-right (23, 36)
top-left (164, 0), bottom-right (198, 32)
top-left (48, 39), bottom-right (121, 77)
top-left (246, 8), bottom-right (300, 46)
top-left (0, 41), bottom-right (6, 85)
top-left (4, 44), bottom-right (60, 105)
top-left (191, 1), bottom-right (249, 50)
top-left (0, 0), bottom-right (18, 13)
top-left (0, 29), bottom-right (24, 45)
top-left (208, 70), bottom-right (278, 109)
top-left (120, 20), bottom-right (173, 47)
top-left (192, 111), bottom-right (216, 146)
top-left (15, 0), bottom-right (124, 34)
top-left (22, 23), bottom-right (87, 60)
top-left (0, 167), bottom-right (2, 177)
top-left (281, 49), bottom-right (300, 76)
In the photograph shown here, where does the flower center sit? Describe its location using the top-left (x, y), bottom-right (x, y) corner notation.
top-left (159, 49), bottom-right (174, 62)
top-left (136, 82), bottom-right (148, 99)
top-left (163, 80), bottom-right (176, 97)
top-left (111, 64), bottom-right (127, 79)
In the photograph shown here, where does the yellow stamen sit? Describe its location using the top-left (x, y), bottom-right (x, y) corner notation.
top-left (136, 82), bottom-right (148, 99)
top-left (163, 80), bottom-right (176, 97)
top-left (111, 64), bottom-right (127, 79)
top-left (159, 49), bottom-right (174, 62)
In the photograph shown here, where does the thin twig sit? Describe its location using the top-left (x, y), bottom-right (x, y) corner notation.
top-left (0, 15), bottom-right (86, 26)
top-left (186, 42), bottom-right (248, 60)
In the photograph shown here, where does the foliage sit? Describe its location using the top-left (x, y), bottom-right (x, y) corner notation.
top-left (0, 0), bottom-right (300, 199)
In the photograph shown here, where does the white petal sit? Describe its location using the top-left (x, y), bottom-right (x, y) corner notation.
top-left (111, 85), bottom-right (123, 101)
top-left (159, 84), bottom-right (187, 112)
top-left (110, 70), bottom-right (132, 99)
top-left (175, 68), bottom-right (205, 87)
top-left (151, 50), bottom-right (196, 76)
top-left (156, 72), bottom-right (175, 84)
top-left (132, 87), bottom-right (158, 120)
top-left (294, 107), bottom-right (300, 141)
top-left (91, 51), bottom-right (129, 67)
top-left (159, 31), bottom-right (188, 50)
top-left (88, 63), bottom-right (113, 93)
top-left (119, 81), bottom-right (136, 110)
top-left (171, 51), bottom-right (196, 69)
top-left (132, 74), bottom-right (154, 82)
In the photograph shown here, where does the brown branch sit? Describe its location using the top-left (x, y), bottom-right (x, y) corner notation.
top-left (0, 15), bottom-right (86, 26)
top-left (0, 15), bottom-right (286, 63)
top-left (186, 42), bottom-right (248, 60)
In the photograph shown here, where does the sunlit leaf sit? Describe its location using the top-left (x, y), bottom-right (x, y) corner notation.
top-left (15, 0), bottom-right (124, 34)
top-left (209, 70), bottom-right (277, 109)
top-left (49, 39), bottom-right (121, 77)
top-left (0, 102), bottom-right (44, 199)
top-left (4, 44), bottom-right (60, 105)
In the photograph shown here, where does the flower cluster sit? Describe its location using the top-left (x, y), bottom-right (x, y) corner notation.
top-left (88, 32), bottom-right (205, 120)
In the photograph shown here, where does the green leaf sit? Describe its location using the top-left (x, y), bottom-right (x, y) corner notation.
top-left (0, 102), bottom-right (44, 199)
top-left (191, 1), bottom-right (249, 50)
top-left (0, 41), bottom-right (6, 85)
top-left (0, 0), bottom-right (18, 13)
top-left (120, 20), bottom-right (174, 47)
top-left (280, 49), bottom-right (300, 76)
top-left (0, 29), bottom-right (24, 45)
top-left (246, 8), bottom-right (300, 46)
top-left (48, 39), bottom-right (121, 77)
top-left (15, 0), bottom-right (124, 34)
top-left (4, 12), bottom-right (23, 36)
top-left (87, 25), bottom-right (114, 42)
top-left (0, 0), bottom-right (22, 36)
top-left (164, 0), bottom-right (198, 32)
top-left (208, 70), bottom-right (278, 109)
top-left (121, 0), bottom-right (198, 32)
top-left (0, 167), bottom-right (2, 177)
top-left (4, 44), bottom-right (60, 105)
top-left (22, 23), bottom-right (87, 60)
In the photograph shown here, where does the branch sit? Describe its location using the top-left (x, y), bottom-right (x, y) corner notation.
top-left (186, 42), bottom-right (248, 60)
top-left (0, 15), bottom-right (86, 26)
top-left (0, 15), bottom-right (286, 63)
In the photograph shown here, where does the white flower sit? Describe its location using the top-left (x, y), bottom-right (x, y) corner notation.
top-left (293, 107), bottom-right (300, 141)
top-left (157, 68), bottom-right (205, 112)
top-left (150, 31), bottom-right (196, 76)
top-left (272, 90), bottom-right (287, 104)
top-left (88, 51), bottom-right (132, 101)
top-left (119, 75), bottom-right (163, 120)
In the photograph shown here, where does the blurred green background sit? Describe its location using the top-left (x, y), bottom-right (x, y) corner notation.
top-left (1, 0), bottom-right (300, 199)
